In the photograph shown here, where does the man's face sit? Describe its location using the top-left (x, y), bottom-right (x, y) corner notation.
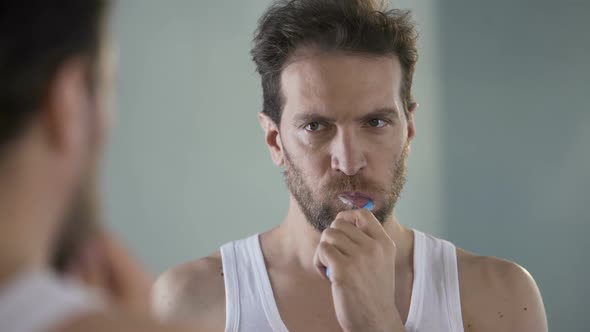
top-left (277, 51), bottom-right (415, 231)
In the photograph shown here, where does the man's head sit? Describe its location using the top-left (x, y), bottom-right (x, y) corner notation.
top-left (252, 0), bottom-right (419, 231)
top-left (0, 0), bottom-right (113, 263)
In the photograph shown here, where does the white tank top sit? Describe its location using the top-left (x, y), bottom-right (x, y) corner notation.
top-left (220, 229), bottom-right (464, 332)
top-left (0, 270), bottom-right (102, 332)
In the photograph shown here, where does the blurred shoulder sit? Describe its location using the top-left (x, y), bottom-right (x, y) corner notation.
top-left (152, 252), bottom-right (225, 330)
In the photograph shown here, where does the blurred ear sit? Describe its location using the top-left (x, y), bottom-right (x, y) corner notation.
top-left (42, 57), bottom-right (91, 158)
top-left (258, 112), bottom-right (285, 167)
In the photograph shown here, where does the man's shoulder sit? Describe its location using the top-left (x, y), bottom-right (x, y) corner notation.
top-left (456, 248), bottom-right (547, 332)
top-left (153, 252), bottom-right (224, 300)
top-left (457, 248), bottom-right (527, 283)
top-left (152, 252), bottom-right (225, 328)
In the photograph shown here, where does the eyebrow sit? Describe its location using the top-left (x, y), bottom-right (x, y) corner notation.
top-left (293, 107), bottom-right (400, 124)
top-left (358, 107), bottom-right (400, 121)
top-left (293, 112), bottom-right (335, 124)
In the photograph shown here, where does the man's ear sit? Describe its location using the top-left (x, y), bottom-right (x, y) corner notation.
top-left (42, 57), bottom-right (91, 157)
top-left (258, 112), bottom-right (285, 167)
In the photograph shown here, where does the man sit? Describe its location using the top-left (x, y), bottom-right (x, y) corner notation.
top-left (0, 1), bottom-right (197, 331)
top-left (154, 0), bottom-right (548, 331)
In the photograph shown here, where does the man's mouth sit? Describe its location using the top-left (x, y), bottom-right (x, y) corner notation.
top-left (337, 192), bottom-right (374, 209)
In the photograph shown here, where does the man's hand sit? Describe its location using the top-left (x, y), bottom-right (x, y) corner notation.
top-left (313, 209), bottom-right (405, 332)
top-left (67, 231), bottom-right (152, 314)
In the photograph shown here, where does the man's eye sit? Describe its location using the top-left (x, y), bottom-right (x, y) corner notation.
top-left (367, 119), bottom-right (387, 128)
top-left (305, 122), bottom-right (326, 132)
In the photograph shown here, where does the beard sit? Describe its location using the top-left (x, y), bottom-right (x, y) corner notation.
top-left (284, 144), bottom-right (409, 232)
top-left (51, 168), bottom-right (101, 273)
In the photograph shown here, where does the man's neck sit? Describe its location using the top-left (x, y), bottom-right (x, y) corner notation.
top-left (0, 168), bottom-right (59, 286)
top-left (265, 196), bottom-right (415, 275)
top-left (0, 208), bottom-right (48, 286)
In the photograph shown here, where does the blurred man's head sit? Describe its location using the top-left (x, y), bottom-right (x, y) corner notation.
top-left (252, 0), bottom-right (419, 231)
top-left (0, 0), bottom-right (113, 264)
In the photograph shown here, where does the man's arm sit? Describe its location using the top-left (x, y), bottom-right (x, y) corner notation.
top-left (53, 310), bottom-right (198, 332)
top-left (53, 308), bottom-right (207, 332)
top-left (152, 253), bottom-right (226, 332)
top-left (458, 250), bottom-right (548, 332)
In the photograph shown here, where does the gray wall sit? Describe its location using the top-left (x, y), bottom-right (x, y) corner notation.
top-left (439, 1), bottom-right (590, 331)
top-left (106, 1), bottom-right (589, 330)
top-left (106, 0), bottom-right (282, 272)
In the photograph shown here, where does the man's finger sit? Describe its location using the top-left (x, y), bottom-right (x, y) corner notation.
top-left (330, 218), bottom-right (372, 245)
top-left (313, 242), bottom-right (346, 281)
top-left (353, 209), bottom-right (390, 241)
top-left (334, 210), bottom-right (387, 240)
top-left (75, 238), bottom-right (109, 289)
top-left (321, 228), bottom-right (358, 256)
top-left (98, 231), bottom-right (152, 312)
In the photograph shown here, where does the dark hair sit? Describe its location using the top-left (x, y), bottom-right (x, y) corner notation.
top-left (251, 0), bottom-right (418, 124)
top-left (0, 0), bottom-right (109, 147)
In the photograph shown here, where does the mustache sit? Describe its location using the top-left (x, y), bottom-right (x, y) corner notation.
top-left (321, 174), bottom-right (387, 197)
